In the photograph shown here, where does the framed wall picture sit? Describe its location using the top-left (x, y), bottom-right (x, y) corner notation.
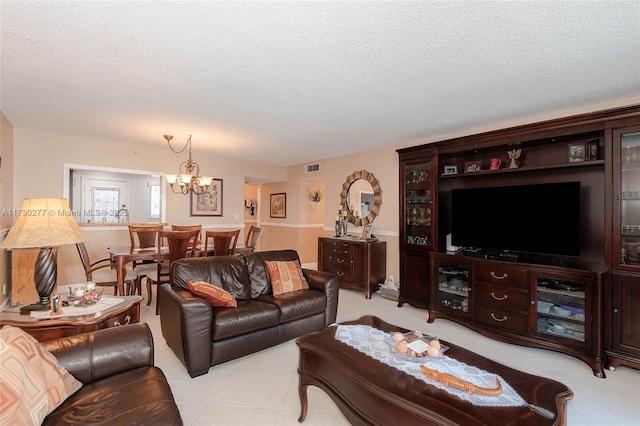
top-left (443, 165), bottom-right (458, 175)
top-left (270, 193), bottom-right (286, 218)
top-left (359, 224), bottom-right (373, 240)
top-left (190, 178), bottom-right (223, 216)
top-left (464, 161), bottom-right (482, 173)
top-left (588, 140), bottom-right (599, 161)
top-left (567, 143), bottom-right (586, 162)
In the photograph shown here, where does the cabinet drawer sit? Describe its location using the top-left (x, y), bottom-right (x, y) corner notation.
top-left (474, 264), bottom-right (528, 289)
top-left (331, 252), bottom-right (350, 265)
top-left (98, 308), bottom-right (138, 329)
top-left (330, 241), bottom-right (351, 251)
top-left (475, 304), bottom-right (528, 334)
top-left (323, 264), bottom-right (350, 278)
top-left (475, 283), bottom-right (529, 312)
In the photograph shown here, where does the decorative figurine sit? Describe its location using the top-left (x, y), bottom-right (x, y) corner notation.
top-left (507, 149), bottom-right (522, 169)
top-left (117, 204), bottom-right (129, 222)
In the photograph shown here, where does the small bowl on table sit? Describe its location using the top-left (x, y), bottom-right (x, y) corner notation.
top-left (68, 287), bottom-right (104, 306)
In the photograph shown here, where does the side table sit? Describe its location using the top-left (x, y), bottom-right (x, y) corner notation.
top-left (0, 295), bottom-right (143, 342)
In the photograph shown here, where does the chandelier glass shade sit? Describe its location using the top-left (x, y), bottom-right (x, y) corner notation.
top-left (164, 135), bottom-right (213, 195)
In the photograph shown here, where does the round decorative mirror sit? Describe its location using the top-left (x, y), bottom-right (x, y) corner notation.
top-left (339, 170), bottom-right (382, 226)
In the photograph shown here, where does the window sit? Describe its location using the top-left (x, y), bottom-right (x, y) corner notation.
top-left (150, 184), bottom-right (160, 219)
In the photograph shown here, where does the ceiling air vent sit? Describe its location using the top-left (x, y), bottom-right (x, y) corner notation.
top-left (304, 163), bottom-right (320, 173)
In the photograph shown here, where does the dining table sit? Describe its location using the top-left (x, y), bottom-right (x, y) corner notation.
top-left (107, 246), bottom-right (169, 296)
top-left (107, 244), bottom-right (214, 295)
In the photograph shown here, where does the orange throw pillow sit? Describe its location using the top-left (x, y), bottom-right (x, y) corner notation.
top-left (186, 279), bottom-right (237, 307)
top-left (265, 260), bottom-right (309, 295)
top-left (0, 325), bottom-right (83, 426)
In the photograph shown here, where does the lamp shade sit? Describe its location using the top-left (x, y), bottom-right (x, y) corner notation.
top-left (0, 198), bottom-right (88, 249)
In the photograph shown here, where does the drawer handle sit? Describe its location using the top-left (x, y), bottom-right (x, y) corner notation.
top-left (490, 313), bottom-right (508, 322)
top-left (490, 272), bottom-right (508, 280)
top-left (336, 271), bottom-right (344, 277)
top-left (114, 315), bottom-right (131, 327)
top-left (336, 259), bottom-right (345, 264)
top-left (491, 292), bottom-right (508, 301)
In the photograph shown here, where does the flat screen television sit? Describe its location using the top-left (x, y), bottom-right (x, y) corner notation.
top-left (450, 181), bottom-right (581, 258)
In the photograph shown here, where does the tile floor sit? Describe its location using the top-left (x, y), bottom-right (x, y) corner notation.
top-left (141, 289), bottom-right (640, 426)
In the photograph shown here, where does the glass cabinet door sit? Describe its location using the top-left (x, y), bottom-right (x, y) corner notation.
top-left (402, 159), bottom-right (434, 250)
top-left (617, 127), bottom-right (640, 268)
top-left (436, 260), bottom-right (470, 316)
top-left (535, 277), bottom-right (587, 345)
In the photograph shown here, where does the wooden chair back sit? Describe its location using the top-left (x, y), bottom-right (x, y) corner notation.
top-left (171, 225), bottom-right (202, 244)
top-left (245, 226), bottom-right (264, 251)
top-left (75, 242), bottom-right (95, 279)
top-left (157, 230), bottom-right (200, 265)
top-left (234, 226), bottom-right (264, 255)
top-left (204, 230), bottom-right (241, 256)
top-left (129, 225), bottom-right (163, 250)
top-left (75, 243), bottom-right (120, 294)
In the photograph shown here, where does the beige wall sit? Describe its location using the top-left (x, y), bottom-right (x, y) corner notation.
top-left (295, 148), bottom-right (401, 277)
top-left (254, 148), bottom-right (401, 277)
top-left (4, 128), bottom-right (289, 290)
top-left (2, 125), bottom-right (400, 294)
top-left (1, 112), bottom-right (15, 306)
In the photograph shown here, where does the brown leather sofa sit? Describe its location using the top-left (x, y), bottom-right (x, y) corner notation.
top-left (42, 323), bottom-right (183, 425)
top-left (159, 250), bottom-right (339, 377)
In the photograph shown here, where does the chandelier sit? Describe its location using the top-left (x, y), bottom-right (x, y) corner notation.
top-left (164, 134), bottom-right (213, 195)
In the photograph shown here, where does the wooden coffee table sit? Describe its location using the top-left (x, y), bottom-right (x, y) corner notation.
top-left (297, 315), bottom-right (573, 426)
top-left (0, 295), bottom-right (142, 342)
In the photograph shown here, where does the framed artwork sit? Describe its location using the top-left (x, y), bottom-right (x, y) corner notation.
top-left (270, 193), bottom-right (286, 218)
top-left (190, 178), bottom-right (223, 216)
top-left (568, 143), bottom-right (586, 162)
top-left (443, 165), bottom-right (458, 175)
top-left (588, 140), bottom-right (599, 161)
top-left (360, 224), bottom-right (373, 240)
top-left (464, 161), bottom-right (482, 173)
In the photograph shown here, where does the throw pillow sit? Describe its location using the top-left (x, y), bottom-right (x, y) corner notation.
top-left (264, 260), bottom-right (309, 295)
top-left (0, 325), bottom-right (83, 426)
top-left (187, 279), bottom-right (238, 307)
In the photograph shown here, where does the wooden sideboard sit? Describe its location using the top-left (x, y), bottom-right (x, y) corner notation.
top-left (431, 253), bottom-right (604, 377)
top-left (318, 237), bottom-right (386, 299)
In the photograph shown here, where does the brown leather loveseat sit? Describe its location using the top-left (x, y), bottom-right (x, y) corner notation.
top-left (42, 323), bottom-right (183, 425)
top-left (158, 250), bottom-right (339, 377)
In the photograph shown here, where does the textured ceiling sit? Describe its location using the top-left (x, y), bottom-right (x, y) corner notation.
top-left (1, 1), bottom-right (639, 167)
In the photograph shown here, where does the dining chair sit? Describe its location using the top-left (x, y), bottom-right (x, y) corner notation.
top-left (170, 225), bottom-right (202, 242)
top-left (146, 229), bottom-right (200, 314)
top-left (234, 226), bottom-right (264, 255)
top-left (204, 230), bottom-right (241, 256)
top-left (128, 224), bottom-right (164, 297)
top-left (75, 243), bottom-right (138, 296)
top-left (171, 224), bottom-right (202, 254)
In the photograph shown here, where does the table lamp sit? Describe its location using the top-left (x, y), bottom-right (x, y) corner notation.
top-left (0, 198), bottom-right (88, 312)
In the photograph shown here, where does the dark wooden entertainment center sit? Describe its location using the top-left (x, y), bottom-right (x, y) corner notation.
top-left (397, 105), bottom-right (640, 377)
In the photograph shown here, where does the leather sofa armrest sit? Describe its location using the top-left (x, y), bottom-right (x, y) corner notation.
top-left (302, 269), bottom-right (340, 325)
top-left (159, 283), bottom-right (213, 377)
top-left (41, 323), bottom-right (154, 385)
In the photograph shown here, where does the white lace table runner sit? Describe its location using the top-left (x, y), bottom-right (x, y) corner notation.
top-left (30, 297), bottom-right (124, 319)
top-left (334, 324), bottom-right (527, 407)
